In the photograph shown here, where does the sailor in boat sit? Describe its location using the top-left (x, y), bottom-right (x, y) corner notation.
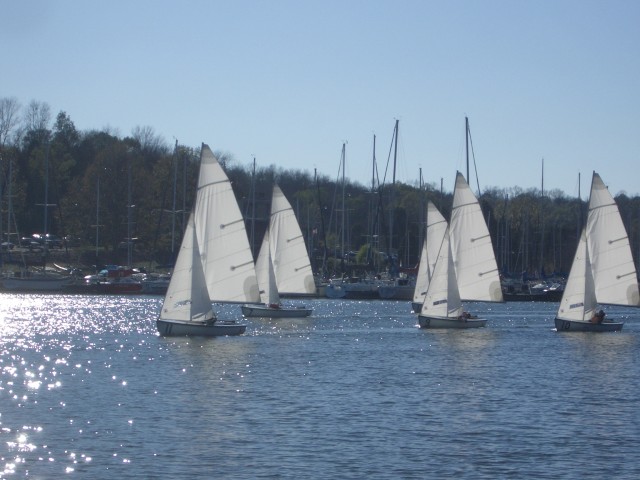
top-left (458, 311), bottom-right (477, 321)
top-left (590, 309), bottom-right (605, 324)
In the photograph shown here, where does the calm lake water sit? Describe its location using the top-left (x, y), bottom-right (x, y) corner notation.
top-left (1, 294), bottom-right (639, 479)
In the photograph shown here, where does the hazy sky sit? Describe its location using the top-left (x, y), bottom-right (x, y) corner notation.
top-left (3, 0), bottom-right (639, 197)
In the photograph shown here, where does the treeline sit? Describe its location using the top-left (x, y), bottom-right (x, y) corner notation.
top-left (2, 97), bottom-right (640, 278)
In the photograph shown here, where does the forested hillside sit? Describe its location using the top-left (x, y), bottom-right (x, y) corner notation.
top-left (2, 98), bottom-right (639, 279)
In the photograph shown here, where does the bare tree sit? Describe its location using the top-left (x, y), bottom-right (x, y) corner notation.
top-left (0, 97), bottom-right (21, 148)
top-left (23, 100), bottom-right (51, 133)
top-left (214, 150), bottom-right (235, 169)
top-left (131, 125), bottom-right (168, 155)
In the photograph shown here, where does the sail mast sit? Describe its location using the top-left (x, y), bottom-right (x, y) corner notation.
top-left (250, 156), bottom-right (256, 255)
top-left (127, 149), bottom-right (133, 267)
top-left (44, 141), bottom-right (50, 239)
top-left (368, 134), bottom-right (376, 267)
top-left (95, 173), bottom-right (100, 259)
top-left (341, 142), bottom-right (346, 273)
top-left (465, 116), bottom-right (469, 182)
top-left (171, 139), bottom-right (178, 254)
top-left (389, 120), bottom-right (399, 263)
top-left (315, 168), bottom-right (328, 278)
top-left (540, 158), bottom-right (545, 276)
top-left (35, 141), bottom-right (57, 267)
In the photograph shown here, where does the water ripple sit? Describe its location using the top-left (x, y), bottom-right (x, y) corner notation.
top-left (0, 294), bottom-right (639, 478)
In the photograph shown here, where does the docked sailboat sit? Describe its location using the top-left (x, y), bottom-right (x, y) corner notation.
top-left (324, 142), bottom-right (382, 300)
top-left (241, 226), bottom-right (312, 318)
top-left (412, 201), bottom-right (447, 312)
top-left (1, 141), bottom-right (72, 292)
top-left (2, 270), bottom-right (72, 292)
top-left (555, 172), bottom-right (639, 332)
top-left (418, 226), bottom-right (486, 329)
top-left (157, 212), bottom-right (246, 336)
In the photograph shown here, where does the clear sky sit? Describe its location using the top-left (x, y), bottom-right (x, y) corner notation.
top-left (3, 0), bottom-right (639, 197)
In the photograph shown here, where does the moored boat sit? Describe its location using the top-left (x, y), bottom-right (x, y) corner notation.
top-left (325, 275), bottom-right (381, 299)
top-left (1, 270), bottom-right (73, 292)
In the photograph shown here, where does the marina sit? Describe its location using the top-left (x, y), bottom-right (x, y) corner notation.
top-left (2, 11), bottom-right (640, 475)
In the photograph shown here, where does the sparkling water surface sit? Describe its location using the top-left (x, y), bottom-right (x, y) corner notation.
top-left (1, 294), bottom-right (639, 479)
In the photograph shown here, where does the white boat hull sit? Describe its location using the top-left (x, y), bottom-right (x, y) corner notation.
top-left (325, 284), bottom-right (347, 298)
top-left (156, 318), bottom-right (246, 336)
top-left (241, 304), bottom-right (312, 318)
top-left (2, 275), bottom-right (72, 292)
top-left (418, 314), bottom-right (487, 329)
top-left (554, 318), bottom-right (623, 332)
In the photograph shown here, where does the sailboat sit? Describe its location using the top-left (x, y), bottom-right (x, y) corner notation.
top-left (193, 144), bottom-right (260, 304)
top-left (449, 171), bottom-right (503, 303)
top-left (157, 212), bottom-right (246, 336)
top-left (2, 271), bottom-right (72, 292)
top-left (1, 142), bottom-right (72, 292)
top-left (324, 142), bottom-right (381, 300)
top-left (418, 171), bottom-right (500, 329)
top-left (554, 172), bottom-right (639, 332)
top-left (241, 226), bottom-right (312, 318)
top-left (412, 201), bottom-right (447, 312)
top-left (157, 144), bottom-right (248, 336)
top-left (269, 184), bottom-right (316, 296)
top-left (418, 226), bottom-right (487, 328)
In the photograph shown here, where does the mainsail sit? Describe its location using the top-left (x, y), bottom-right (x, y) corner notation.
top-left (449, 171), bottom-right (503, 302)
top-left (586, 172), bottom-right (640, 306)
top-left (194, 144), bottom-right (259, 303)
top-left (269, 184), bottom-right (315, 295)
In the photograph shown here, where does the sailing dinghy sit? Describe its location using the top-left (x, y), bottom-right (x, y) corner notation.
top-left (157, 144), bottom-right (249, 336)
top-left (194, 144), bottom-right (260, 304)
top-left (157, 212), bottom-right (246, 336)
top-left (555, 172), bottom-right (639, 332)
top-left (241, 225), bottom-right (312, 318)
top-left (418, 172), bottom-right (501, 329)
top-left (418, 226), bottom-right (486, 329)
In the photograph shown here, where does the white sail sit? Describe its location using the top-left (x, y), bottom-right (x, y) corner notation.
top-left (420, 227), bottom-right (463, 318)
top-left (413, 201), bottom-right (447, 305)
top-left (556, 229), bottom-right (597, 322)
top-left (160, 213), bottom-right (215, 324)
top-left (269, 184), bottom-right (316, 295)
top-left (194, 144), bottom-right (259, 303)
top-left (586, 172), bottom-right (640, 306)
top-left (255, 228), bottom-right (280, 306)
top-left (449, 171), bottom-right (503, 302)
